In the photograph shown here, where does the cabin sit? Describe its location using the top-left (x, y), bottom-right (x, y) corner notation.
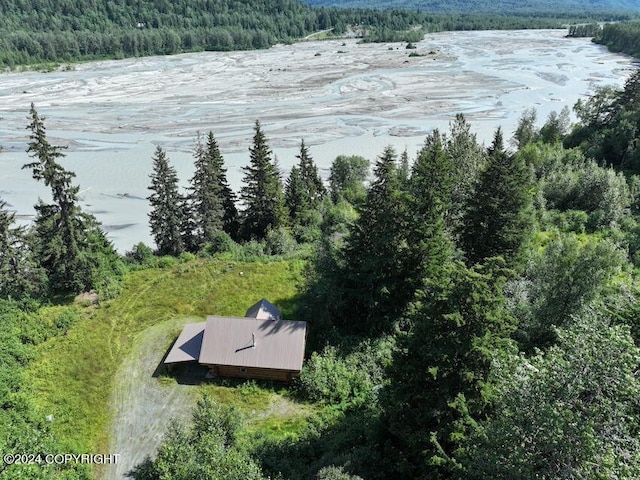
top-left (163, 299), bottom-right (307, 382)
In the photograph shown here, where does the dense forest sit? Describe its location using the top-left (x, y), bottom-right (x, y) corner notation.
top-left (595, 20), bottom-right (640, 57)
top-left (4, 60), bottom-right (640, 478)
top-left (0, 0), bottom-right (633, 68)
top-left (303, 0), bottom-right (640, 14)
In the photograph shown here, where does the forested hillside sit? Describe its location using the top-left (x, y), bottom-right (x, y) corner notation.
top-left (0, 0), bottom-right (627, 67)
top-left (302, 0), bottom-right (640, 14)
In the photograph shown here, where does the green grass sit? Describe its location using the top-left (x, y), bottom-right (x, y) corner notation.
top-left (24, 258), bottom-right (306, 456)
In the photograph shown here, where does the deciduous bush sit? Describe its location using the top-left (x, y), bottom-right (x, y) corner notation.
top-left (297, 338), bottom-right (393, 408)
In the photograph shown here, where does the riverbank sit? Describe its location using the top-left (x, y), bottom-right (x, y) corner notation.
top-left (0, 29), bottom-right (635, 252)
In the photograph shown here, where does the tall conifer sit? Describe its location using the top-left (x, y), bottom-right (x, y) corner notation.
top-left (461, 128), bottom-right (534, 267)
top-left (284, 165), bottom-right (307, 226)
top-left (384, 262), bottom-right (516, 478)
top-left (187, 134), bottom-right (225, 250)
top-left (239, 121), bottom-right (286, 240)
top-left (0, 199), bottom-right (46, 298)
top-left (446, 114), bottom-right (486, 242)
top-left (297, 139), bottom-right (326, 206)
top-left (203, 132), bottom-right (239, 240)
top-left (148, 146), bottom-right (185, 256)
top-left (285, 140), bottom-right (326, 230)
top-left (339, 146), bottom-right (412, 333)
top-left (408, 129), bottom-right (455, 285)
top-left (24, 104), bottom-right (121, 294)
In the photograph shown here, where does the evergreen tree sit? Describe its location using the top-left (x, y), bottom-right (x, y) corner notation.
top-left (187, 134), bottom-right (225, 250)
top-left (24, 104), bottom-right (122, 294)
top-left (398, 148), bottom-right (411, 184)
top-left (239, 120), bottom-right (286, 241)
top-left (206, 132), bottom-right (239, 240)
top-left (286, 140), bottom-right (327, 236)
top-left (297, 139), bottom-right (326, 206)
top-left (186, 132), bottom-right (239, 248)
top-left (408, 129), bottom-right (455, 285)
top-left (147, 146), bottom-right (185, 256)
top-left (461, 128), bottom-right (534, 268)
top-left (0, 199), bottom-right (46, 298)
top-left (339, 146), bottom-right (412, 333)
top-left (284, 165), bottom-right (307, 226)
top-left (383, 261), bottom-right (516, 479)
top-left (446, 115), bottom-right (486, 243)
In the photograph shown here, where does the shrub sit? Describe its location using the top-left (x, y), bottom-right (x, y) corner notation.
top-left (205, 231), bottom-right (237, 255)
top-left (264, 227), bottom-right (297, 256)
top-left (297, 338), bottom-right (394, 408)
top-left (125, 242), bottom-right (154, 266)
top-left (541, 159), bottom-right (630, 229)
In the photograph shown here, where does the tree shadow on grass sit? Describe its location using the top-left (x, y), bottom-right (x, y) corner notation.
top-left (253, 404), bottom-right (389, 480)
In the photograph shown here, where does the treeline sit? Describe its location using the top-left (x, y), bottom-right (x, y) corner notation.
top-left (304, 0), bottom-right (640, 15)
top-left (0, 0), bottom-right (623, 68)
top-left (595, 20), bottom-right (640, 57)
top-left (0, 0), bottom-right (320, 66)
top-left (145, 122), bottom-right (329, 259)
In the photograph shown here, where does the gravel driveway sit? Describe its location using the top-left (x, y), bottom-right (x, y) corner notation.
top-left (103, 317), bottom-right (201, 480)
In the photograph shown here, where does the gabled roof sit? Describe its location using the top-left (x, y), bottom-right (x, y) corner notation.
top-left (199, 316), bottom-right (307, 371)
top-left (164, 322), bottom-right (206, 364)
top-left (245, 298), bottom-right (281, 320)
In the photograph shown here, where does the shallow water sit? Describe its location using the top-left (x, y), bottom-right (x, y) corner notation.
top-left (0, 29), bottom-right (636, 251)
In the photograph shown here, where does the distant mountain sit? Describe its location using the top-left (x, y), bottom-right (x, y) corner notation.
top-left (301, 0), bottom-right (640, 14)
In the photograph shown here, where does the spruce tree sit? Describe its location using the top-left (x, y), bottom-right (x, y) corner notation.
top-left (461, 128), bottom-right (534, 268)
top-left (408, 129), bottom-right (455, 286)
top-left (239, 121), bottom-right (286, 241)
top-left (296, 139), bottom-right (326, 206)
top-left (383, 261), bottom-right (516, 478)
top-left (339, 146), bottom-right (412, 333)
top-left (148, 146), bottom-right (185, 256)
top-left (24, 104), bottom-right (122, 294)
top-left (284, 165), bottom-right (307, 226)
top-left (446, 114), bottom-right (486, 242)
top-left (398, 148), bottom-right (411, 184)
top-left (0, 199), bottom-right (46, 298)
top-left (205, 132), bottom-right (239, 240)
top-left (187, 134), bottom-right (225, 250)
top-left (286, 140), bottom-right (326, 233)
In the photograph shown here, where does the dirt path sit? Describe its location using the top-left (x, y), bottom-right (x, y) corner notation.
top-left (103, 318), bottom-right (201, 480)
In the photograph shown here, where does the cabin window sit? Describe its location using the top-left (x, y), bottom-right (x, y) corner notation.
top-left (240, 368), bottom-right (247, 373)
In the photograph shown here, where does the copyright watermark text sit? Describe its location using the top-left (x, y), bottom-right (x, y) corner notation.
top-left (3, 453), bottom-right (120, 466)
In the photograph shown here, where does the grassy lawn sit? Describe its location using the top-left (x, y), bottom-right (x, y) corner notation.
top-left (24, 258), bottom-right (306, 461)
